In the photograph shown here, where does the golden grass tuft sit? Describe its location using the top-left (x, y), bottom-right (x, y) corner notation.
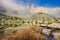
top-left (3, 29), bottom-right (45, 40)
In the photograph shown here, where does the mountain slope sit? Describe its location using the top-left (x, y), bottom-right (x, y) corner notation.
top-left (30, 12), bottom-right (60, 24)
top-left (0, 14), bottom-right (23, 29)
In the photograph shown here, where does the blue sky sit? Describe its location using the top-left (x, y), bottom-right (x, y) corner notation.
top-left (16, 0), bottom-right (60, 7)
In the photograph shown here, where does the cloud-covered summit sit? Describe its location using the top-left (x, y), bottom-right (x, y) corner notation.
top-left (0, 0), bottom-right (60, 18)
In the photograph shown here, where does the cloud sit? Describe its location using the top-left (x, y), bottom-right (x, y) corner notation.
top-left (0, 0), bottom-right (60, 18)
top-left (0, 0), bottom-right (26, 10)
top-left (0, 0), bottom-right (31, 18)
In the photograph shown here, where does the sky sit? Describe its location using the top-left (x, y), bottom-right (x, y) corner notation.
top-left (16, 0), bottom-right (60, 7)
top-left (0, 0), bottom-right (60, 18)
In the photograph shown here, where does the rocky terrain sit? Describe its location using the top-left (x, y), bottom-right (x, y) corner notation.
top-left (0, 8), bottom-right (60, 40)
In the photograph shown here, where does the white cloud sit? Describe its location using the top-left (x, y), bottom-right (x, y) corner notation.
top-left (0, 0), bottom-right (27, 10)
top-left (0, 0), bottom-right (32, 18)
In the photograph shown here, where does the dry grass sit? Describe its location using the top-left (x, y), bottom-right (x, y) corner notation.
top-left (2, 25), bottom-right (60, 40)
top-left (3, 29), bottom-right (45, 40)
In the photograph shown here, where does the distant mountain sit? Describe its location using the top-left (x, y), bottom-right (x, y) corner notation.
top-left (30, 12), bottom-right (60, 24)
top-left (0, 7), bottom-right (60, 29)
